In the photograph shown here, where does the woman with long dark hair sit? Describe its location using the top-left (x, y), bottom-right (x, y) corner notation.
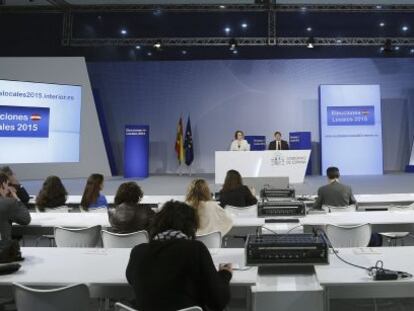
top-left (80, 174), bottom-right (107, 211)
top-left (219, 170), bottom-right (257, 208)
top-left (126, 200), bottom-right (232, 311)
top-left (35, 176), bottom-right (68, 212)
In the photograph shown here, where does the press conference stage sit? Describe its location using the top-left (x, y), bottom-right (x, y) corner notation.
top-left (21, 172), bottom-right (414, 197)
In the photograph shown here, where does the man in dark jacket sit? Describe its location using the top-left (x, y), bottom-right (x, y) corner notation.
top-left (313, 167), bottom-right (357, 210)
top-left (0, 166), bottom-right (30, 207)
top-left (268, 131), bottom-right (289, 150)
top-left (0, 173), bottom-right (31, 240)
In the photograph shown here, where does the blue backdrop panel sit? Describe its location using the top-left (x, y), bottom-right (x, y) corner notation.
top-left (124, 125), bottom-right (149, 178)
top-left (319, 85), bottom-right (383, 175)
top-left (245, 135), bottom-right (266, 151)
top-left (289, 132), bottom-right (312, 175)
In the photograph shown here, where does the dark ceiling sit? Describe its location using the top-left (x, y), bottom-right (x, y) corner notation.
top-left (1, 3), bottom-right (414, 61)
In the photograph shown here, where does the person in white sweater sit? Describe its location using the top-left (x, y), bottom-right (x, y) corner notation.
top-left (185, 179), bottom-right (233, 236)
top-left (230, 130), bottom-right (250, 151)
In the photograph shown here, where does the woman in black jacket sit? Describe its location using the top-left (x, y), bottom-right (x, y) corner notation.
top-left (108, 182), bottom-right (154, 233)
top-left (126, 200), bottom-right (233, 311)
top-left (219, 170), bottom-right (257, 208)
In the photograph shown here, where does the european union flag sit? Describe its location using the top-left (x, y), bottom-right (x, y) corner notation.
top-left (184, 116), bottom-right (194, 166)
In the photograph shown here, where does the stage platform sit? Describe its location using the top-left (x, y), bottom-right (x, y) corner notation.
top-left (22, 172), bottom-right (414, 196)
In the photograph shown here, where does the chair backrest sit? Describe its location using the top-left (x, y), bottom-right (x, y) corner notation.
top-left (114, 302), bottom-right (139, 311)
top-left (196, 231), bottom-right (222, 248)
top-left (224, 204), bottom-right (257, 218)
top-left (177, 307), bottom-right (203, 311)
top-left (14, 283), bottom-right (89, 311)
top-left (101, 230), bottom-right (149, 248)
top-left (54, 225), bottom-right (102, 247)
top-left (325, 224), bottom-right (372, 248)
top-left (322, 205), bottom-right (356, 213)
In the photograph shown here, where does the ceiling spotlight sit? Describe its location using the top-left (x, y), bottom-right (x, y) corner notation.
top-left (147, 52), bottom-right (152, 56)
top-left (241, 23), bottom-right (248, 29)
top-left (153, 9), bottom-right (162, 16)
top-left (219, 5), bottom-right (226, 9)
top-left (153, 41), bottom-right (162, 49)
top-left (181, 50), bottom-right (187, 55)
top-left (229, 38), bottom-right (238, 51)
top-left (410, 48), bottom-right (414, 54)
top-left (306, 27), bottom-right (312, 32)
top-left (300, 6), bottom-right (307, 11)
top-left (224, 27), bottom-right (231, 34)
top-left (376, 5), bottom-right (382, 9)
top-left (120, 29), bottom-right (127, 35)
top-left (336, 39), bottom-right (342, 43)
top-left (232, 50), bottom-right (238, 55)
top-left (135, 45), bottom-right (141, 50)
top-left (402, 26), bottom-right (409, 32)
top-left (395, 46), bottom-right (400, 51)
top-left (379, 22), bottom-right (385, 27)
top-left (306, 37), bottom-right (315, 49)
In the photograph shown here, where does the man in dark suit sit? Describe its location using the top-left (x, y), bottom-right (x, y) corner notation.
top-left (0, 166), bottom-right (30, 206)
top-left (0, 173), bottom-right (31, 240)
top-left (313, 167), bottom-right (357, 210)
top-left (268, 131), bottom-right (289, 150)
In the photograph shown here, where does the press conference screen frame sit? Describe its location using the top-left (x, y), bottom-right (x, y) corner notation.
top-left (319, 84), bottom-right (383, 176)
top-left (0, 78), bottom-right (82, 164)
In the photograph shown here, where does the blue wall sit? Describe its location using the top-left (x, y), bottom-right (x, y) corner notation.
top-left (87, 58), bottom-right (414, 175)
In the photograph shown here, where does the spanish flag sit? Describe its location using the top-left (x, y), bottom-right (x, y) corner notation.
top-left (175, 117), bottom-right (184, 164)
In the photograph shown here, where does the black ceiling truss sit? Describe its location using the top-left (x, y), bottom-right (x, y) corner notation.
top-left (68, 37), bottom-right (414, 47)
top-left (3, 3), bottom-right (414, 13)
top-left (1, 3), bottom-right (414, 49)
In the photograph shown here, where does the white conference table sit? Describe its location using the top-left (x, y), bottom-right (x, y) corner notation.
top-left (315, 247), bottom-right (414, 304)
top-left (300, 210), bottom-right (414, 232)
top-left (28, 195), bottom-right (186, 206)
top-left (0, 247), bottom-right (256, 299)
top-left (14, 213), bottom-right (265, 237)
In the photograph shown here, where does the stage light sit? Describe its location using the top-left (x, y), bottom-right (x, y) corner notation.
top-left (402, 26), bottom-right (409, 32)
top-left (411, 48), bottom-right (414, 54)
top-left (379, 22), bottom-right (385, 27)
top-left (153, 41), bottom-right (162, 49)
top-left (120, 29), bottom-right (127, 35)
top-left (219, 5), bottom-right (226, 9)
top-left (306, 27), bottom-right (312, 32)
top-left (135, 45), bottom-right (141, 50)
top-left (147, 52), bottom-right (152, 56)
top-left (300, 6), bottom-right (307, 11)
top-left (181, 50), bottom-right (187, 55)
top-left (306, 37), bottom-right (315, 49)
top-left (229, 38), bottom-right (237, 51)
top-left (241, 23), bottom-right (248, 29)
top-left (224, 27), bottom-right (231, 34)
top-left (376, 5), bottom-right (382, 9)
top-left (395, 46), bottom-right (400, 51)
top-left (232, 50), bottom-right (238, 55)
top-left (336, 39), bottom-right (342, 43)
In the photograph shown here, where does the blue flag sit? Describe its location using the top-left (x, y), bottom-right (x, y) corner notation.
top-left (184, 116), bottom-right (194, 166)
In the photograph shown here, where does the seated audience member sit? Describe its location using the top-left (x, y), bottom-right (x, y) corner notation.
top-left (219, 170), bottom-right (258, 208)
top-left (0, 166), bottom-right (30, 206)
top-left (108, 182), bottom-right (154, 233)
top-left (186, 179), bottom-right (233, 236)
top-left (0, 173), bottom-right (31, 240)
top-left (80, 174), bottom-right (108, 211)
top-left (126, 200), bottom-right (232, 311)
top-left (313, 167), bottom-right (357, 211)
top-left (35, 176), bottom-right (68, 212)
